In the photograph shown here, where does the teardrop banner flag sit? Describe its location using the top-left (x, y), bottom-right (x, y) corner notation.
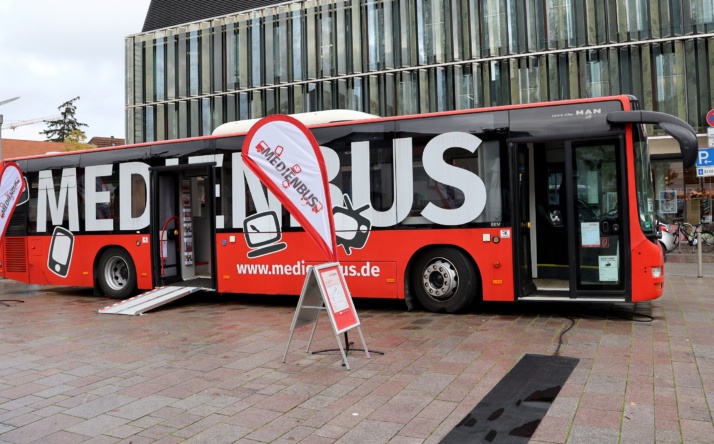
top-left (0, 162), bottom-right (26, 242)
top-left (241, 114), bottom-right (337, 262)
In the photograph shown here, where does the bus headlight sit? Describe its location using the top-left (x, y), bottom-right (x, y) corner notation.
top-left (651, 266), bottom-right (663, 278)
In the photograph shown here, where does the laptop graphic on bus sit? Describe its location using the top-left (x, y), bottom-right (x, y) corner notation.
top-left (243, 211), bottom-right (287, 258)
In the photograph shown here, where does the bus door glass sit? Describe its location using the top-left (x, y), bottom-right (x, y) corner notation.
top-left (567, 139), bottom-right (626, 294)
top-left (515, 144), bottom-right (535, 295)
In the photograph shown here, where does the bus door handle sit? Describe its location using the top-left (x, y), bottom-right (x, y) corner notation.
top-left (600, 219), bottom-right (620, 234)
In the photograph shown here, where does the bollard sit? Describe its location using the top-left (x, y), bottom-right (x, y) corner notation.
top-left (697, 229), bottom-right (703, 278)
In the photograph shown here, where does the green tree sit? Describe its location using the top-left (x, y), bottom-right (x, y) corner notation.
top-left (41, 96), bottom-right (88, 142)
top-left (63, 129), bottom-right (96, 151)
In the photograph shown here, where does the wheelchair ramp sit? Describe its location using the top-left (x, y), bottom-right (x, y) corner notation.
top-left (98, 286), bottom-right (203, 316)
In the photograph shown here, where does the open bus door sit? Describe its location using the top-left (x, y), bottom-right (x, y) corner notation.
top-left (513, 143), bottom-right (536, 296)
top-left (149, 163), bottom-right (217, 290)
top-left (514, 138), bottom-right (628, 300)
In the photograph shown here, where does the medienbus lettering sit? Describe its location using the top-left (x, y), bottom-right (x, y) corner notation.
top-left (32, 133), bottom-right (492, 233)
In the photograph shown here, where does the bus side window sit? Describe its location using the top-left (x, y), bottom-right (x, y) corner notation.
top-left (131, 174), bottom-right (147, 219)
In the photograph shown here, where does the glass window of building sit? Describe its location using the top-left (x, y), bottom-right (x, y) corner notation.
top-left (126, 0), bottom-right (714, 157)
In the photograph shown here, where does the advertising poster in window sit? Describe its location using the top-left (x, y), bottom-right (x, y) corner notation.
top-left (660, 190), bottom-right (677, 214)
top-left (317, 265), bottom-right (359, 334)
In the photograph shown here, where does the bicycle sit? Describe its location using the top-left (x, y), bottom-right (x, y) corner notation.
top-left (669, 221), bottom-right (714, 253)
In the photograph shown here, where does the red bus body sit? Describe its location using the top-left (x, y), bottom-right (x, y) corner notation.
top-left (0, 96), bottom-right (697, 312)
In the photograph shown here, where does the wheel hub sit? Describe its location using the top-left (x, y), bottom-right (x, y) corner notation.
top-left (422, 258), bottom-right (458, 301)
top-left (105, 256), bottom-right (128, 291)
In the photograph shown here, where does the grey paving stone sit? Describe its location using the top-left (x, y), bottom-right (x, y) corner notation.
top-left (63, 394), bottom-right (136, 419)
top-left (566, 425), bottom-right (620, 444)
top-left (66, 415), bottom-right (131, 437)
top-left (0, 413), bottom-right (84, 443)
top-left (333, 419), bottom-right (402, 444)
top-left (182, 422), bottom-right (252, 443)
top-left (108, 395), bottom-right (177, 420)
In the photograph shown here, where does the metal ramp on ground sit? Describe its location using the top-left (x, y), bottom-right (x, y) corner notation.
top-left (98, 286), bottom-right (204, 315)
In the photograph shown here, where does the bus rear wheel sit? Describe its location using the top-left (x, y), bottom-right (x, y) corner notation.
top-left (97, 247), bottom-right (137, 300)
top-left (412, 247), bottom-right (477, 313)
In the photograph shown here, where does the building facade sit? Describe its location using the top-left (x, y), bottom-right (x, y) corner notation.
top-left (126, 0), bottom-right (714, 223)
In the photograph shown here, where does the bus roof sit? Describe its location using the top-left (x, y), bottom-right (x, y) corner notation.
top-left (212, 110), bottom-right (381, 136)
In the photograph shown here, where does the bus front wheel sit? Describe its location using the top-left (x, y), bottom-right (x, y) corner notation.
top-left (97, 247), bottom-right (137, 300)
top-left (412, 247), bottom-right (477, 313)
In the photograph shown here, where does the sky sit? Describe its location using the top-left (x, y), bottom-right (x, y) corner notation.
top-left (0, 0), bottom-right (152, 142)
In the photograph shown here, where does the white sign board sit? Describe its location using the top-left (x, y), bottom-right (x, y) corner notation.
top-left (697, 167), bottom-right (714, 177)
top-left (708, 127), bottom-right (714, 147)
top-left (599, 255), bottom-right (619, 282)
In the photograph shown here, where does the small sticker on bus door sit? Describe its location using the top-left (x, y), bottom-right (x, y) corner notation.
top-left (598, 255), bottom-right (618, 282)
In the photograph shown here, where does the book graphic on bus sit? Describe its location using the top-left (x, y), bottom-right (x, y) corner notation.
top-left (243, 211), bottom-right (288, 258)
top-left (333, 194), bottom-right (371, 255)
top-left (48, 226), bottom-right (74, 278)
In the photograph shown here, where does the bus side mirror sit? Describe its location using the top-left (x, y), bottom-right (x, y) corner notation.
top-left (606, 110), bottom-right (698, 168)
top-left (659, 121), bottom-right (698, 168)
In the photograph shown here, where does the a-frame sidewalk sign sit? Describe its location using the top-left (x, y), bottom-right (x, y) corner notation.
top-left (282, 262), bottom-right (370, 370)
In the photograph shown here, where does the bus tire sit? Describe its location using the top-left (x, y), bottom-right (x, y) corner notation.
top-left (412, 247), bottom-right (477, 313)
top-left (97, 247), bottom-right (137, 300)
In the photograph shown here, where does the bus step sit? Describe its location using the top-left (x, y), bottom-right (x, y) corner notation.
top-left (98, 286), bottom-right (203, 316)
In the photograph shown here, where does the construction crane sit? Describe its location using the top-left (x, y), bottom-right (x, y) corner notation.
top-left (1, 115), bottom-right (62, 131)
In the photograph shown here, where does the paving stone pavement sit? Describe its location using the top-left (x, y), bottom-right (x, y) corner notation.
top-left (0, 271), bottom-right (712, 443)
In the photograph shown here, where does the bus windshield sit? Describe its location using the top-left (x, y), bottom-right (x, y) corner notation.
top-left (634, 124), bottom-right (656, 235)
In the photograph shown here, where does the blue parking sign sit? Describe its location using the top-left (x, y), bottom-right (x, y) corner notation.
top-left (696, 148), bottom-right (714, 168)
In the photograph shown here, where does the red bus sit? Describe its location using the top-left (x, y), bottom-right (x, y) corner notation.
top-left (0, 95), bottom-right (697, 312)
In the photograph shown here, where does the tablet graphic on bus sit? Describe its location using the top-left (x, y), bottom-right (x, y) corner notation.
top-left (48, 226), bottom-right (74, 277)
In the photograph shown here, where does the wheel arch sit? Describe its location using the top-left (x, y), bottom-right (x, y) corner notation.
top-left (403, 243), bottom-right (483, 310)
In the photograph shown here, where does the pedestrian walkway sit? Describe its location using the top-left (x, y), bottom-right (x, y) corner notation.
top-left (665, 250), bottom-right (714, 277)
top-left (0, 275), bottom-right (712, 443)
